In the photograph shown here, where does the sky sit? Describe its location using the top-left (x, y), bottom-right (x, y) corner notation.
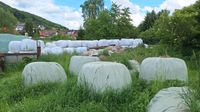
top-left (0, 0), bottom-right (198, 30)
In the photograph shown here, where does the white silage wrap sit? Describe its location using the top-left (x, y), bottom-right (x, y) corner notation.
top-left (119, 39), bottom-right (134, 46)
top-left (54, 40), bottom-right (70, 48)
top-left (49, 47), bottom-right (63, 55)
top-left (148, 87), bottom-right (189, 112)
top-left (98, 39), bottom-right (110, 47)
top-left (22, 62), bottom-right (67, 87)
top-left (75, 47), bottom-right (87, 54)
top-left (129, 60), bottom-right (140, 74)
top-left (69, 56), bottom-right (100, 75)
top-left (8, 41), bottom-right (22, 53)
top-left (68, 41), bottom-right (82, 47)
top-left (37, 40), bottom-right (45, 49)
top-left (46, 42), bottom-right (57, 48)
top-left (140, 57), bottom-right (188, 81)
top-left (107, 39), bottom-right (119, 46)
top-left (87, 40), bottom-right (98, 48)
top-left (78, 62), bottom-right (132, 92)
top-left (63, 48), bottom-right (74, 54)
top-left (21, 39), bottom-right (37, 51)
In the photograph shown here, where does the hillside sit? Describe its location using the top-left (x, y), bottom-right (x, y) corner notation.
top-left (0, 1), bottom-right (67, 30)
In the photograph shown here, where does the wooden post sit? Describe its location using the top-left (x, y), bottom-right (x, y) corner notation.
top-left (37, 47), bottom-right (41, 58)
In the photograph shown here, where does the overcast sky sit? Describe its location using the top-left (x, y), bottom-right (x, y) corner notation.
top-left (1, 0), bottom-right (197, 29)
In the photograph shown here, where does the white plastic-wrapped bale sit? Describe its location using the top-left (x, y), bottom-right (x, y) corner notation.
top-left (140, 57), bottom-right (188, 81)
top-left (98, 39), bottom-right (110, 47)
top-left (129, 60), bottom-right (140, 74)
top-left (148, 87), bottom-right (189, 112)
top-left (119, 39), bottom-right (134, 46)
top-left (63, 48), bottom-right (74, 54)
top-left (54, 40), bottom-right (70, 48)
top-left (133, 39), bottom-right (143, 45)
top-left (22, 62), bottom-right (67, 87)
top-left (41, 47), bottom-right (51, 55)
top-left (107, 39), bottom-right (119, 46)
top-left (75, 47), bottom-right (87, 54)
top-left (68, 41), bottom-right (82, 47)
top-left (49, 47), bottom-right (63, 55)
top-left (46, 42), bottom-right (57, 48)
top-left (78, 62), bottom-right (132, 92)
top-left (81, 40), bottom-right (89, 47)
top-left (69, 56), bottom-right (100, 75)
top-left (37, 40), bottom-right (45, 49)
top-left (20, 39), bottom-right (37, 51)
top-left (87, 40), bottom-right (98, 48)
top-left (8, 41), bottom-right (22, 53)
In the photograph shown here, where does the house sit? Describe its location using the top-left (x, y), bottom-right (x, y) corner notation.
top-left (67, 30), bottom-right (78, 40)
top-left (38, 25), bottom-right (45, 30)
top-left (39, 29), bottom-right (58, 37)
top-left (15, 23), bottom-right (25, 31)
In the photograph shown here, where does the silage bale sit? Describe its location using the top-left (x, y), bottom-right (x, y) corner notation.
top-left (119, 39), bottom-right (134, 46)
top-left (8, 41), bottom-right (22, 53)
top-left (148, 87), bottom-right (189, 112)
top-left (54, 40), bottom-right (70, 48)
top-left (129, 60), bottom-right (140, 74)
top-left (63, 48), bottom-right (74, 54)
top-left (78, 62), bottom-right (132, 92)
top-left (107, 39), bottom-right (120, 46)
top-left (140, 57), bottom-right (188, 81)
top-left (37, 40), bottom-right (45, 49)
top-left (87, 40), bottom-right (98, 48)
top-left (46, 42), bottom-right (57, 48)
top-left (22, 62), bottom-right (67, 87)
top-left (68, 41), bottom-right (82, 47)
top-left (69, 56), bottom-right (100, 75)
top-left (98, 39), bottom-right (110, 47)
top-left (75, 47), bottom-right (88, 54)
top-left (21, 39), bottom-right (37, 51)
top-left (49, 47), bottom-right (63, 55)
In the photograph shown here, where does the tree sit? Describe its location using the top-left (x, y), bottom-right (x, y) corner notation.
top-left (84, 3), bottom-right (138, 39)
top-left (0, 8), bottom-right (17, 33)
top-left (81, 0), bottom-right (104, 21)
top-left (77, 26), bottom-right (85, 40)
top-left (25, 21), bottom-right (34, 37)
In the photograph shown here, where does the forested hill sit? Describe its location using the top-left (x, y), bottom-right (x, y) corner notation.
top-left (0, 1), bottom-right (67, 30)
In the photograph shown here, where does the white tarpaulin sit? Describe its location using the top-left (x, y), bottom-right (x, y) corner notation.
top-left (78, 62), bottom-right (132, 92)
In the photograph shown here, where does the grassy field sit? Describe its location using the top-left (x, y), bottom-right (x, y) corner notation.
top-left (0, 45), bottom-right (199, 112)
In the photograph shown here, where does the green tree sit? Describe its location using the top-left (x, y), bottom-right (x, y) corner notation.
top-left (25, 21), bottom-right (34, 37)
top-left (0, 8), bottom-right (17, 33)
top-left (81, 0), bottom-right (104, 20)
top-left (77, 26), bottom-right (85, 40)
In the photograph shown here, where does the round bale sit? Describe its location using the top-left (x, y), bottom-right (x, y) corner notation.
top-left (148, 87), bottom-right (189, 112)
top-left (69, 56), bottom-right (100, 75)
top-left (140, 57), bottom-right (188, 81)
top-left (22, 62), bottom-right (67, 87)
top-left (78, 62), bottom-right (132, 92)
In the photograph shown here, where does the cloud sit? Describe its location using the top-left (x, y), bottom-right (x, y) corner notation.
top-left (1, 0), bottom-right (83, 29)
top-left (143, 0), bottom-right (198, 13)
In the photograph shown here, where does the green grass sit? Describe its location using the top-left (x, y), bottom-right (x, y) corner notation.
top-left (0, 45), bottom-right (199, 112)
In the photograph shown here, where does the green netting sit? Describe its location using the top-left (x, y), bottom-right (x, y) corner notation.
top-left (0, 34), bottom-right (26, 53)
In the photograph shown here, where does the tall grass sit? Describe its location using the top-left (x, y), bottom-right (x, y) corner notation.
top-left (0, 45), bottom-right (198, 112)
